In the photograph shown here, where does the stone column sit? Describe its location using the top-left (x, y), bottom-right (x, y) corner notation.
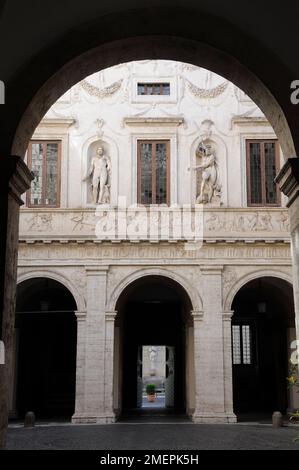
top-left (72, 266), bottom-right (115, 424)
top-left (191, 309), bottom-right (204, 420)
top-left (72, 311), bottom-right (87, 418)
top-left (103, 310), bottom-right (117, 417)
top-left (222, 310), bottom-right (236, 419)
top-left (0, 156), bottom-right (32, 448)
top-left (275, 158), bottom-right (299, 361)
top-left (192, 266), bottom-right (236, 423)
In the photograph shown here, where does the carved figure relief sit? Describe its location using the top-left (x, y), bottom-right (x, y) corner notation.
top-left (26, 213), bottom-right (53, 232)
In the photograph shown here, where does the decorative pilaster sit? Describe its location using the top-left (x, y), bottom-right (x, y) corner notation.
top-left (72, 311), bottom-right (87, 418)
top-left (192, 266), bottom-right (236, 423)
top-left (275, 158), bottom-right (299, 352)
top-left (104, 310), bottom-right (117, 418)
top-left (191, 309), bottom-right (204, 420)
top-left (222, 310), bottom-right (236, 420)
top-left (72, 266), bottom-right (115, 424)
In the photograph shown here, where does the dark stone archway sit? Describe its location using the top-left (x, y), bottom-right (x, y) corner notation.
top-left (14, 277), bottom-right (77, 420)
top-left (231, 277), bottom-right (295, 419)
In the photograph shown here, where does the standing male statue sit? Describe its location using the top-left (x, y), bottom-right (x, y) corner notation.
top-left (190, 141), bottom-right (219, 203)
top-left (83, 146), bottom-right (111, 204)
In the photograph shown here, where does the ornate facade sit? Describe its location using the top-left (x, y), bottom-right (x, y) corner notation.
top-left (14, 61), bottom-right (298, 423)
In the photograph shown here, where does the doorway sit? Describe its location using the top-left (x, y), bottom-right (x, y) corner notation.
top-left (231, 276), bottom-right (295, 418)
top-left (138, 345), bottom-right (175, 410)
top-left (14, 277), bottom-right (77, 420)
top-left (114, 275), bottom-right (194, 417)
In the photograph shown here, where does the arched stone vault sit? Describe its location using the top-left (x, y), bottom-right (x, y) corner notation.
top-left (224, 269), bottom-right (293, 312)
top-left (17, 269), bottom-right (86, 312)
top-left (107, 266), bottom-right (203, 312)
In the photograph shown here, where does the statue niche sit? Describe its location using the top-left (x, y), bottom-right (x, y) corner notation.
top-left (83, 144), bottom-right (111, 204)
top-left (192, 140), bottom-right (221, 205)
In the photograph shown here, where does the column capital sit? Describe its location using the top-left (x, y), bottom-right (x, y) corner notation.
top-left (222, 310), bottom-right (234, 321)
top-left (200, 265), bottom-right (223, 275)
top-left (1, 156), bottom-right (33, 206)
top-left (75, 310), bottom-right (87, 321)
top-left (85, 266), bottom-right (109, 275)
top-left (105, 310), bottom-right (117, 321)
top-left (275, 157), bottom-right (299, 207)
top-left (191, 310), bottom-right (204, 321)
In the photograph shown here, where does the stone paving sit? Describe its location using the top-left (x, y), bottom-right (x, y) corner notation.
top-left (5, 422), bottom-right (299, 450)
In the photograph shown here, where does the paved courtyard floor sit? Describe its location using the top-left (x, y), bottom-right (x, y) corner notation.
top-left (5, 422), bottom-right (299, 450)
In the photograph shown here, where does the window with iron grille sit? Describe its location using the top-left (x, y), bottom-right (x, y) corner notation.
top-left (137, 140), bottom-right (170, 205)
top-left (27, 141), bottom-right (61, 207)
top-left (246, 140), bottom-right (280, 206)
top-left (137, 83), bottom-right (170, 95)
top-left (232, 324), bottom-right (252, 365)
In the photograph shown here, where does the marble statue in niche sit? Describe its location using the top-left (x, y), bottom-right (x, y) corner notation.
top-left (190, 140), bottom-right (221, 204)
top-left (83, 146), bottom-right (111, 204)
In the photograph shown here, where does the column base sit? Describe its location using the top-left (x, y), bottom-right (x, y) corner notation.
top-left (72, 413), bottom-right (116, 424)
top-left (192, 411), bottom-right (237, 424)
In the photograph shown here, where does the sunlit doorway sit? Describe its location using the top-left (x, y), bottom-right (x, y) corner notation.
top-left (137, 345), bottom-right (176, 410)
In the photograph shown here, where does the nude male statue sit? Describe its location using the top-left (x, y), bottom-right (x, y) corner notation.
top-left (83, 146), bottom-right (111, 204)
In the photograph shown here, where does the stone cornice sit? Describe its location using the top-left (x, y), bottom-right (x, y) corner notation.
top-left (123, 116), bottom-right (184, 127)
top-left (275, 158), bottom-right (299, 207)
top-left (231, 116), bottom-right (268, 126)
top-left (37, 118), bottom-right (76, 129)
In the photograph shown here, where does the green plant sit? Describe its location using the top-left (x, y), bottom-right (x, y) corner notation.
top-left (146, 384), bottom-right (156, 395)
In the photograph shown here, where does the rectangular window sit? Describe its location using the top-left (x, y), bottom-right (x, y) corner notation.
top-left (232, 324), bottom-right (252, 365)
top-left (137, 83), bottom-right (170, 95)
top-left (27, 141), bottom-right (61, 207)
top-left (137, 140), bottom-right (170, 204)
top-left (246, 140), bottom-right (280, 206)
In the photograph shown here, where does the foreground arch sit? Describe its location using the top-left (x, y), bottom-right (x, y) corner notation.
top-left (1, 4), bottom-right (299, 446)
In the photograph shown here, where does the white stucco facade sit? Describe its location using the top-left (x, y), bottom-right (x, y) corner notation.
top-left (16, 61), bottom-right (297, 423)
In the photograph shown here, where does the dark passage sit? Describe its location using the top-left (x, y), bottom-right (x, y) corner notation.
top-left (15, 278), bottom-right (77, 420)
top-left (232, 277), bottom-right (294, 416)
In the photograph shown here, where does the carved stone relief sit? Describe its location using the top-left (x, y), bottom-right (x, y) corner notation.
top-left (80, 79), bottom-right (123, 99)
top-left (26, 213), bottom-right (53, 232)
top-left (222, 267), bottom-right (238, 299)
top-left (186, 79), bottom-right (228, 99)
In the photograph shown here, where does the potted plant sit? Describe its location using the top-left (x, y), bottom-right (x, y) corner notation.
top-left (146, 383), bottom-right (156, 402)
